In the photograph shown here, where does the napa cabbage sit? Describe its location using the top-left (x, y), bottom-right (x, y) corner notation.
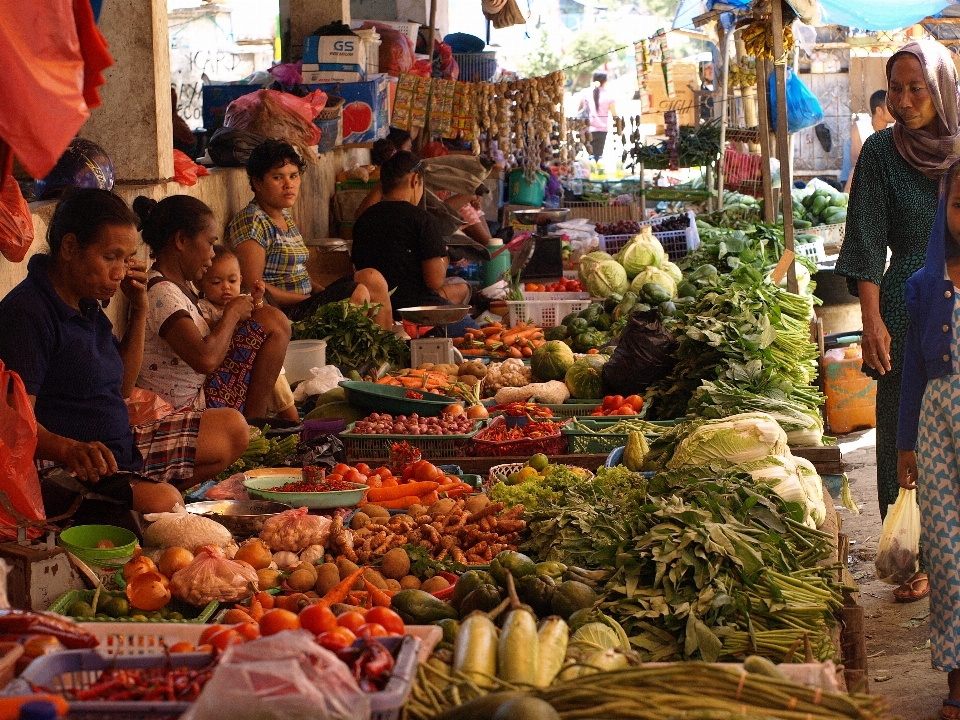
top-left (666, 412), bottom-right (788, 469)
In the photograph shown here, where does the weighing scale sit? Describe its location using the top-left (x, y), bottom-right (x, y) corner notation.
top-left (397, 305), bottom-right (472, 367)
top-left (508, 208), bottom-right (570, 280)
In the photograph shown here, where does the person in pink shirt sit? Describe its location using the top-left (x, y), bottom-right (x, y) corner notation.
top-left (580, 72), bottom-right (618, 160)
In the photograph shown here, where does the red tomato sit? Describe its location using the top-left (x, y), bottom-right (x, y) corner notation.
top-left (357, 623), bottom-right (389, 638)
top-left (624, 394), bottom-right (644, 411)
top-left (602, 396), bottom-right (617, 410)
top-left (317, 627), bottom-right (357, 652)
top-left (610, 395), bottom-right (624, 409)
top-left (525, 282), bottom-right (538, 291)
top-left (365, 607), bottom-right (405, 635)
top-left (332, 463), bottom-right (351, 476)
top-left (259, 608), bottom-right (301, 636)
top-left (337, 611), bottom-right (368, 633)
top-left (326, 473), bottom-right (343, 483)
top-left (401, 465), bottom-right (415, 481)
top-left (413, 462), bottom-right (441, 483)
top-left (208, 628), bottom-right (244, 651)
top-left (614, 405), bottom-right (636, 415)
top-left (343, 468), bottom-right (366, 484)
top-left (355, 463), bottom-right (372, 475)
top-left (298, 603), bottom-right (339, 635)
top-left (234, 622), bottom-right (260, 641)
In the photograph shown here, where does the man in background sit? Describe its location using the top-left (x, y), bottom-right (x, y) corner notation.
top-left (841, 90), bottom-right (894, 193)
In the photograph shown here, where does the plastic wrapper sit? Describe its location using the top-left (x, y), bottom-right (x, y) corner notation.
top-left (183, 630), bottom-right (369, 720)
top-left (125, 387), bottom-right (175, 427)
top-left (143, 504), bottom-right (233, 552)
top-left (770, 67), bottom-right (824, 134)
top-left (204, 473), bottom-right (250, 501)
top-left (224, 89), bottom-right (326, 163)
top-left (602, 310), bottom-right (678, 397)
top-left (361, 22), bottom-right (415, 76)
top-left (259, 507), bottom-right (331, 552)
top-left (170, 544), bottom-right (259, 606)
top-left (172, 149), bottom-right (210, 186)
top-left (208, 127), bottom-right (269, 167)
top-left (0, 610), bottom-right (97, 649)
top-left (0, 360), bottom-right (44, 539)
top-left (291, 365), bottom-right (344, 403)
top-left (0, 170), bottom-right (34, 263)
top-left (875, 487), bottom-right (920, 584)
top-left (279, 434), bottom-right (347, 470)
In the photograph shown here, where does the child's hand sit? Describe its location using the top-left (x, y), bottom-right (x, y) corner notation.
top-left (225, 295), bottom-right (254, 324)
top-left (251, 280), bottom-right (265, 308)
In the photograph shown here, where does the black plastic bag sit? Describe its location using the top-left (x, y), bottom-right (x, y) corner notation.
top-left (602, 310), bottom-right (678, 396)
top-left (280, 434), bottom-right (346, 469)
top-left (207, 127), bottom-right (268, 167)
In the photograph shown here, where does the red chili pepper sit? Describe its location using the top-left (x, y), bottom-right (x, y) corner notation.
top-left (405, 390), bottom-right (424, 399)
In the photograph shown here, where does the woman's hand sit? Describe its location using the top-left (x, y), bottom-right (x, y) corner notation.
top-left (223, 295), bottom-right (254, 324)
top-left (62, 439), bottom-right (118, 483)
top-left (861, 308), bottom-right (892, 375)
top-left (310, 278), bottom-right (326, 295)
top-left (120, 260), bottom-right (148, 312)
top-left (897, 449), bottom-right (918, 490)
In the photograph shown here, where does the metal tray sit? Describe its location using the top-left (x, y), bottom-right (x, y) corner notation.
top-left (397, 305), bottom-right (471, 325)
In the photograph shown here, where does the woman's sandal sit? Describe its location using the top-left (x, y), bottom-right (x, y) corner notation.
top-left (893, 573), bottom-right (930, 603)
top-left (941, 698), bottom-right (960, 720)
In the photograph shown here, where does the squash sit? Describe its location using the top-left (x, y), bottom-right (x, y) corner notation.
top-left (565, 355), bottom-right (606, 399)
top-left (530, 341), bottom-right (575, 382)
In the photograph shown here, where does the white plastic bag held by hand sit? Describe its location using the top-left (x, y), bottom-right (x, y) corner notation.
top-left (875, 488), bottom-right (920, 584)
top-left (182, 630), bottom-right (370, 720)
top-left (292, 365), bottom-right (344, 403)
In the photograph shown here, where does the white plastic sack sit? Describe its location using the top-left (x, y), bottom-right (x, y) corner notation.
top-left (292, 365), bottom-right (344, 403)
top-left (875, 488), bottom-right (920, 584)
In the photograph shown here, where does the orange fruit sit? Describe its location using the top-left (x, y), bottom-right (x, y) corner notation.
top-left (259, 608), bottom-right (301, 636)
top-left (298, 603), bottom-right (338, 635)
top-left (234, 622), bottom-right (261, 641)
top-left (167, 641), bottom-right (196, 653)
top-left (356, 622), bottom-right (389, 638)
top-left (199, 624), bottom-right (228, 646)
top-left (337, 610), bottom-right (368, 633)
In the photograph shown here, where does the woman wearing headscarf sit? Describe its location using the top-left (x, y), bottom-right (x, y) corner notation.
top-left (836, 39), bottom-right (960, 603)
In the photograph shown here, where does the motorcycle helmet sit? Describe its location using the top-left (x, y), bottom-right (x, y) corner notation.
top-left (34, 138), bottom-right (115, 200)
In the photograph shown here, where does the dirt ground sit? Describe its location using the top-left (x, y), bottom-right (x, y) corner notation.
top-left (839, 428), bottom-right (941, 720)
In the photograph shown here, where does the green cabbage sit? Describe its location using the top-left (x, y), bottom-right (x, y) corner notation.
top-left (617, 231), bottom-right (665, 277)
top-left (585, 260), bottom-right (629, 298)
top-left (629, 266), bottom-right (677, 298)
top-left (662, 260), bottom-right (683, 285)
top-left (579, 251), bottom-right (615, 283)
top-left (666, 412), bottom-right (788, 469)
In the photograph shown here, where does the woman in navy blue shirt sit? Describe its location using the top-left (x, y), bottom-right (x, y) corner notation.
top-left (0, 189), bottom-right (248, 513)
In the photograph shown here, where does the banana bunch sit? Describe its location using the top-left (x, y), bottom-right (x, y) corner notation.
top-left (730, 56), bottom-right (758, 89)
top-left (742, 19), bottom-right (794, 60)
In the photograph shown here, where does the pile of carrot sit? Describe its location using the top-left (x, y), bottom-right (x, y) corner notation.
top-left (375, 368), bottom-right (450, 390)
top-left (361, 466), bottom-right (475, 510)
top-left (454, 322), bottom-right (546, 358)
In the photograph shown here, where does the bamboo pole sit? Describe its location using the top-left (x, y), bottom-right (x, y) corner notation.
top-left (771, 0), bottom-right (798, 294)
top-left (755, 56), bottom-right (776, 223)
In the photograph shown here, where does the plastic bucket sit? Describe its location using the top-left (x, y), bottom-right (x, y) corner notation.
top-left (284, 340), bottom-right (327, 385)
top-left (58, 525), bottom-right (137, 565)
top-left (509, 169), bottom-right (548, 207)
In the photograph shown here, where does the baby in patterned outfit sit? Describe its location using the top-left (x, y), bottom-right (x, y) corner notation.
top-left (197, 246), bottom-right (299, 422)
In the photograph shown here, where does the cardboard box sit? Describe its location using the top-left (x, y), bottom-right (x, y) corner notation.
top-left (640, 62), bottom-right (699, 127)
top-left (302, 36), bottom-right (366, 78)
top-left (307, 75), bottom-right (389, 144)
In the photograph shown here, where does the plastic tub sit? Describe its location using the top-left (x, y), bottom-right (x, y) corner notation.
top-left (284, 340), bottom-right (326, 385)
top-left (509, 169), bottom-right (548, 207)
top-left (823, 344), bottom-right (877, 434)
top-left (57, 525), bottom-right (137, 566)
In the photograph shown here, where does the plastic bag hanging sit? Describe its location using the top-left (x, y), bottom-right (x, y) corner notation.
top-left (769, 66), bottom-right (824, 134)
top-left (0, 360), bottom-right (45, 540)
top-left (874, 487), bottom-right (920, 584)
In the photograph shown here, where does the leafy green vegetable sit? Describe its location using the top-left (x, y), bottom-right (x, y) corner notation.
top-left (290, 299), bottom-right (408, 370)
top-left (400, 543), bottom-right (466, 578)
top-left (666, 412), bottom-right (788, 469)
top-left (488, 464), bottom-right (586, 511)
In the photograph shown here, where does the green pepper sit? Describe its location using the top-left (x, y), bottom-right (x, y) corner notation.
top-left (517, 574), bottom-right (557, 618)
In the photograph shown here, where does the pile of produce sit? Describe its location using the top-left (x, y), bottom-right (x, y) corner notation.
top-left (455, 322), bottom-right (546, 358)
top-left (290, 299), bottom-right (409, 369)
top-left (792, 185), bottom-right (848, 228)
top-left (219, 426), bottom-right (299, 479)
top-left (347, 412), bottom-right (479, 436)
top-left (587, 394), bottom-right (644, 415)
top-left (523, 278), bottom-right (585, 292)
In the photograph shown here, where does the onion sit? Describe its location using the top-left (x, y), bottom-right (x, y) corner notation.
top-left (467, 404), bottom-right (489, 419)
top-left (126, 571), bottom-right (171, 611)
top-left (157, 547), bottom-right (194, 577)
top-left (234, 539), bottom-right (273, 570)
top-left (122, 547), bottom-right (157, 583)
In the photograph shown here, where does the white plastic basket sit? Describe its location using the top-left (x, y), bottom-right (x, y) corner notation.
top-left (599, 211), bottom-right (700, 260)
top-left (796, 238), bottom-right (825, 262)
top-left (506, 295), bottom-right (594, 328)
top-left (86, 623), bottom-right (206, 657)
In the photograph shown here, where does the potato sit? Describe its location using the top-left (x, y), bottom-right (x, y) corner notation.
top-left (287, 568), bottom-right (316, 593)
top-left (420, 576), bottom-right (450, 593)
top-left (350, 511), bottom-right (372, 530)
top-left (364, 504), bottom-right (391, 520)
top-left (381, 548), bottom-right (411, 580)
top-left (363, 568), bottom-right (388, 589)
top-left (428, 498), bottom-right (457, 517)
top-left (295, 562), bottom-right (318, 581)
top-left (400, 575), bottom-right (421, 589)
top-left (315, 563), bottom-right (340, 596)
top-left (464, 494), bottom-right (490, 515)
top-left (385, 579), bottom-right (401, 591)
top-left (459, 374), bottom-right (480, 388)
top-left (407, 504), bottom-right (427, 518)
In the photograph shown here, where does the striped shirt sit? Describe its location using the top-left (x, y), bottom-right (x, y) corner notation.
top-left (226, 202), bottom-right (311, 294)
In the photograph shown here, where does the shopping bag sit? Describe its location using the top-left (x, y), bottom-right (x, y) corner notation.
top-left (0, 360), bottom-right (45, 540)
top-left (125, 387), bottom-right (175, 427)
top-left (770, 66), bottom-right (824, 134)
top-left (874, 487), bottom-right (920, 584)
top-left (0, 144), bottom-right (35, 264)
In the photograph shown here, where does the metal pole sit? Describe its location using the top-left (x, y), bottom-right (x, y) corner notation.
top-left (771, 0), bottom-right (797, 294)
top-left (716, 27), bottom-right (732, 212)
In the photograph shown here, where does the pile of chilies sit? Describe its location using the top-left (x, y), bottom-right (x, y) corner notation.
top-left (33, 661), bottom-right (217, 703)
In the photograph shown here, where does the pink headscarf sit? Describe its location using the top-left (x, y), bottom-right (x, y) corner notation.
top-left (886, 39), bottom-right (960, 179)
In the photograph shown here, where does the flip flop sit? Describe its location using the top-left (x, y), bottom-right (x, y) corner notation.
top-left (941, 698), bottom-right (960, 720)
top-left (894, 573), bottom-right (930, 603)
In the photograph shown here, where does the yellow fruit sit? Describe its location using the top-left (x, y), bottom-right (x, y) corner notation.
top-left (518, 466), bottom-right (539, 482)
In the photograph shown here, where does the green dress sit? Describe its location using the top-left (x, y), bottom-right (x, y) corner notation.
top-left (835, 127), bottom-right (939, 518)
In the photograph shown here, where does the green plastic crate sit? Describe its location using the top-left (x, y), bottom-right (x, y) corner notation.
top-left (541, 403), bottom-right (600, 419)
top-left (340, 420), bottom-right (487, 460)
top-left (562, 418), bottom-right (678, 454)
top-left (47, 589), bottom-right (218, 623)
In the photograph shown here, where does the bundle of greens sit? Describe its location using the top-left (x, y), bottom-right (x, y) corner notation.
top-left (522, 466), bottom-right (845, 663)
top-left (290, 299), bottom-right (408, 369)
top-left (624, 119), bottom-right (722, 171)
top-left (217, 426), bottom-right (299, 479)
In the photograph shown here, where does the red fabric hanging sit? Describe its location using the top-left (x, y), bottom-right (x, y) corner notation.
top-left (0, 0), bottom-right (112, 179)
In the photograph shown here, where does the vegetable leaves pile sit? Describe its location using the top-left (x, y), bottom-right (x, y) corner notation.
top-left (291, 299), bottom-right (408, 370)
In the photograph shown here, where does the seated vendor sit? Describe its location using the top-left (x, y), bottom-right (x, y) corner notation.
top-left (352, 151), bottom-right (479, 336)
top-left (226, 139), bottom-right (394, 330)
top-left (0, 189), bottom-right (248, 518)
top-left (133, 194), bottom-right (292, 421)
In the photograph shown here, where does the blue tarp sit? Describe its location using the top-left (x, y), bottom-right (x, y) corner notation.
top-left (672, 0), bottom-right (958, 32)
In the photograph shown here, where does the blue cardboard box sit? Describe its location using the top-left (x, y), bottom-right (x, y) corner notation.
top-left (201, 84), bottom-right (260, 132)
top-left (307, 75), bottom-right (389, 144)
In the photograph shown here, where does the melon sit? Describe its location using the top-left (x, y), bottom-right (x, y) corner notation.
top-left (565, 355), bottom-right (606, 399)
top-left (531, 341), bottom-right (575, 382)
top-left (343, 101), bottom-right (373, 137)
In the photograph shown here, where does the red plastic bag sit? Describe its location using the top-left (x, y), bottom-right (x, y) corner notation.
top-left (172, 150), bottom-right (210, 187)
top-left (0, 360), bottom-right (45, 540)
top-left (0, 146), bottom-right (34, 263)
top-left (125, 387), bottom-right (175, 427)
top-left (224, 89), bottom-right (327, 161)
top-left (361, 22), bottom-right (415, 76)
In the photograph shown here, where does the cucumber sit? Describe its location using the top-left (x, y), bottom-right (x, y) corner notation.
top-left (454, 613), bottom-right (499, 686)
top-left (390, 589), bottom-right (458, 623)
top-left (793, 218), bottom-right (813, 228)
top-left (535, 617), bottom-right (569, 687)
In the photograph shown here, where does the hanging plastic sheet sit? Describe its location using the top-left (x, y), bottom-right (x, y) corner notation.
top-left (818, 0), bottom-right (954, 30)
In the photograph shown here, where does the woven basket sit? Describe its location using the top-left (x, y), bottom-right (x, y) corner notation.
top-left (318, 95), bottom-right (345, 121)
top-left (485, 462), bottom-right (594, 490)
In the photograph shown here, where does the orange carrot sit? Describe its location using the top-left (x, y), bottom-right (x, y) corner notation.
top-left (318, 567), bottom-right (366, 608)
top-left (380, 476), bottom-right (399, 488)
top-left (364, 579), bottom-right (393, 607)
top-left (347, 591), bottom-right (368, 606)
top-left (248, 595), bottom-right (264, 622)
top-left (255, 590), bottom-right (275, 610)
top-left (419, 490), bottom-right (440, 505)
top-left (481, 326), bottom-right (502, 336)
top-left (370, 495), bottom-right (423, 510)
top-left (367, 481), bottom-right (439, 502)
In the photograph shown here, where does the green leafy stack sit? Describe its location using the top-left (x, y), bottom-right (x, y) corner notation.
top-left (290, 299), bottom-right (408, 370)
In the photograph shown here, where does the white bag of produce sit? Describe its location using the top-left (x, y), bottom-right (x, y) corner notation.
top-left (874, 488), bottom-right (920, 585)
top-left (292, 365), bottom-right (344, 403)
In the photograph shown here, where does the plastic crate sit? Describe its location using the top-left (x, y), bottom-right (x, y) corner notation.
top-left (351, 19), bottom-right (420, 42)
top-left (84, 623), bottom-right (206, 656)
top-left (4, 649), bottom-right (215, 716)
top-left (471, 416), bottom-right (569, 457)
top-left (453, 51), bottom-right (497, 82)
top-left (47, 589), bottom-right (218, 624)
top-left (599, 211), bottom-right (700, 260)
top-left (562, 418), bottom-right (677, 454)
top-left (796, 238), bottom-right (825, 262)
top-left (341, 420), bottom-right (487, 460)
top-left (561, 200), bottom-right (641, 223)
top-left (370, 635), bottom-right (420, 720)
top-left (505, 294), bottom-right (593, 328)
top-left (541, 402), bottom-right (600, 418)
top-left (808, 222), bottom-right (845, 252)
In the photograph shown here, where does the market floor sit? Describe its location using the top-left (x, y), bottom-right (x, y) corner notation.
top-left (840, 428), bottom-right (941, 720)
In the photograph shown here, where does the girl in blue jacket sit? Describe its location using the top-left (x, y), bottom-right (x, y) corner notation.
top-left (898, 160), bottom-right (960, 717)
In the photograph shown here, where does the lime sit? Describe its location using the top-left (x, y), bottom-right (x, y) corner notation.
top-left (131, 614), bottom-right (148, 622)
top-left (527, 453), bottom-right (549, 472)
top-left (103, 597), bottom-right (130, 619)
top-left (68, 600), bottom-right (95, 619)
top-left (507, 472), bottom-right (523, 486)
top-left (166, 612), bottom-right (184, 621)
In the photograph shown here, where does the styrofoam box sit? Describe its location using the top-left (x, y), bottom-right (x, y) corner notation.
top-left (350, 19), bottom-right (420, 43)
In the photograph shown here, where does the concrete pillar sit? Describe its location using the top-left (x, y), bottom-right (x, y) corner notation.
top-left (81, 0), bottom-right (174, 183)
top-left (280, 0), bottom-right (351, 62)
